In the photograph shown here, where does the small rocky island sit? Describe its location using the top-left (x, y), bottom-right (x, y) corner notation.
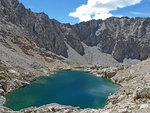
top-left (0, 0), bottom-right (150, 112)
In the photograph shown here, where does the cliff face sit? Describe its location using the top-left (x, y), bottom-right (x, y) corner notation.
top-left (74, 17), bottom-right (150, 62)
top-left (1, 0), bottom-right (150, 62)
top-left (0, 0), bottom-right (69, 57)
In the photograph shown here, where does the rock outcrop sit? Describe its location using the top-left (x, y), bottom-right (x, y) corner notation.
top-left (133, 87), bottom-right (150, 99)
top-left (104, 58), bottom-right (150, 112)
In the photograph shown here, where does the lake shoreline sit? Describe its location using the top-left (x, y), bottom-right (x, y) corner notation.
top-left (5, 70), bottom-right (119, 111)
top-left (3, 65), bottom-right (121, 111)
top-left (3, 59), bottom-right (150, 113)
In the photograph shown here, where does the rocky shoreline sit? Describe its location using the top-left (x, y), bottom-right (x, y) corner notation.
top-left (1, 59), bottom-right (150, 113)
top-left (70, 60), bottom-right (150, 113)
top-left (0, 64), bottom-right (121, 113)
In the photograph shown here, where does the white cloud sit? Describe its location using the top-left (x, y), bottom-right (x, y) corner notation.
top-left (69, 0), bottom-right (142, 22)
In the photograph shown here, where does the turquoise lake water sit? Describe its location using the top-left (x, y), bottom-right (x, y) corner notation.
top-left (5, 71), bottom-right (119, 111)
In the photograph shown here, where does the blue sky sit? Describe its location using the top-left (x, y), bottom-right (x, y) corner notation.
top-left (18, 0), bottom-right (150, 25)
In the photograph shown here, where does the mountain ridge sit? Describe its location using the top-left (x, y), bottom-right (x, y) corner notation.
top-left (1, 0), bottom-right (150, 62)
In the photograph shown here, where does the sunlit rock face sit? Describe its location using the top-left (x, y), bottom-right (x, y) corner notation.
top-left (1, 0), bottom-right (150, 62)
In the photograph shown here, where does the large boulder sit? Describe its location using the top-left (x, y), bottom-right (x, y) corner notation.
top-left (133, 87), bottom-right (150, 100)
top-left (0, 89), bottom-right (4, 96)
top-left (0, 96), bottom-right (6, 106)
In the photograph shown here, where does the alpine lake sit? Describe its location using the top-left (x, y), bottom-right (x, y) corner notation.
top-left (5, 70), bottom-right (119, 111)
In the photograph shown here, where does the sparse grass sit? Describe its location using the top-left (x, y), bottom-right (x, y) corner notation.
top-left (0, 66), bottom-right (27, 81)
top-left (90, 65), bottom-right (101, 70)
top-left (0, 66), bottom-right (8, 73)
top-left (0, 66), bottom-right (11, 79)
top-left (11, 75), bottom-right (25, 81)
top-left (74, 66), bottom-right (84, 69)
top-left (25, 110), bottom-right (32, 113)
top-left (25, 37), bottom-right (33, 44)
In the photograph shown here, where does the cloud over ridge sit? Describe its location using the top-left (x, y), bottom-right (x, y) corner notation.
top-left (69, 0), bottom-right (142, 22)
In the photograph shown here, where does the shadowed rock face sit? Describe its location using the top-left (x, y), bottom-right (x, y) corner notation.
top-left (1, 0), bottom-right (150, 62)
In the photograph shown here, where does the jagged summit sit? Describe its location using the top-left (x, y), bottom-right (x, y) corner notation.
top-left (1, 0), bottom-right (150, 62)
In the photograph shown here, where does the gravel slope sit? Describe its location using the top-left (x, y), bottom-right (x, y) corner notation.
top-left (66, 42), bottom-right (140, 66)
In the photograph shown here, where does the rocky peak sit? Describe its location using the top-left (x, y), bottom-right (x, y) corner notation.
top-left (74, 17), bottom-right (150, 62)
top-left (1, 0), bottom-right (150, 62)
